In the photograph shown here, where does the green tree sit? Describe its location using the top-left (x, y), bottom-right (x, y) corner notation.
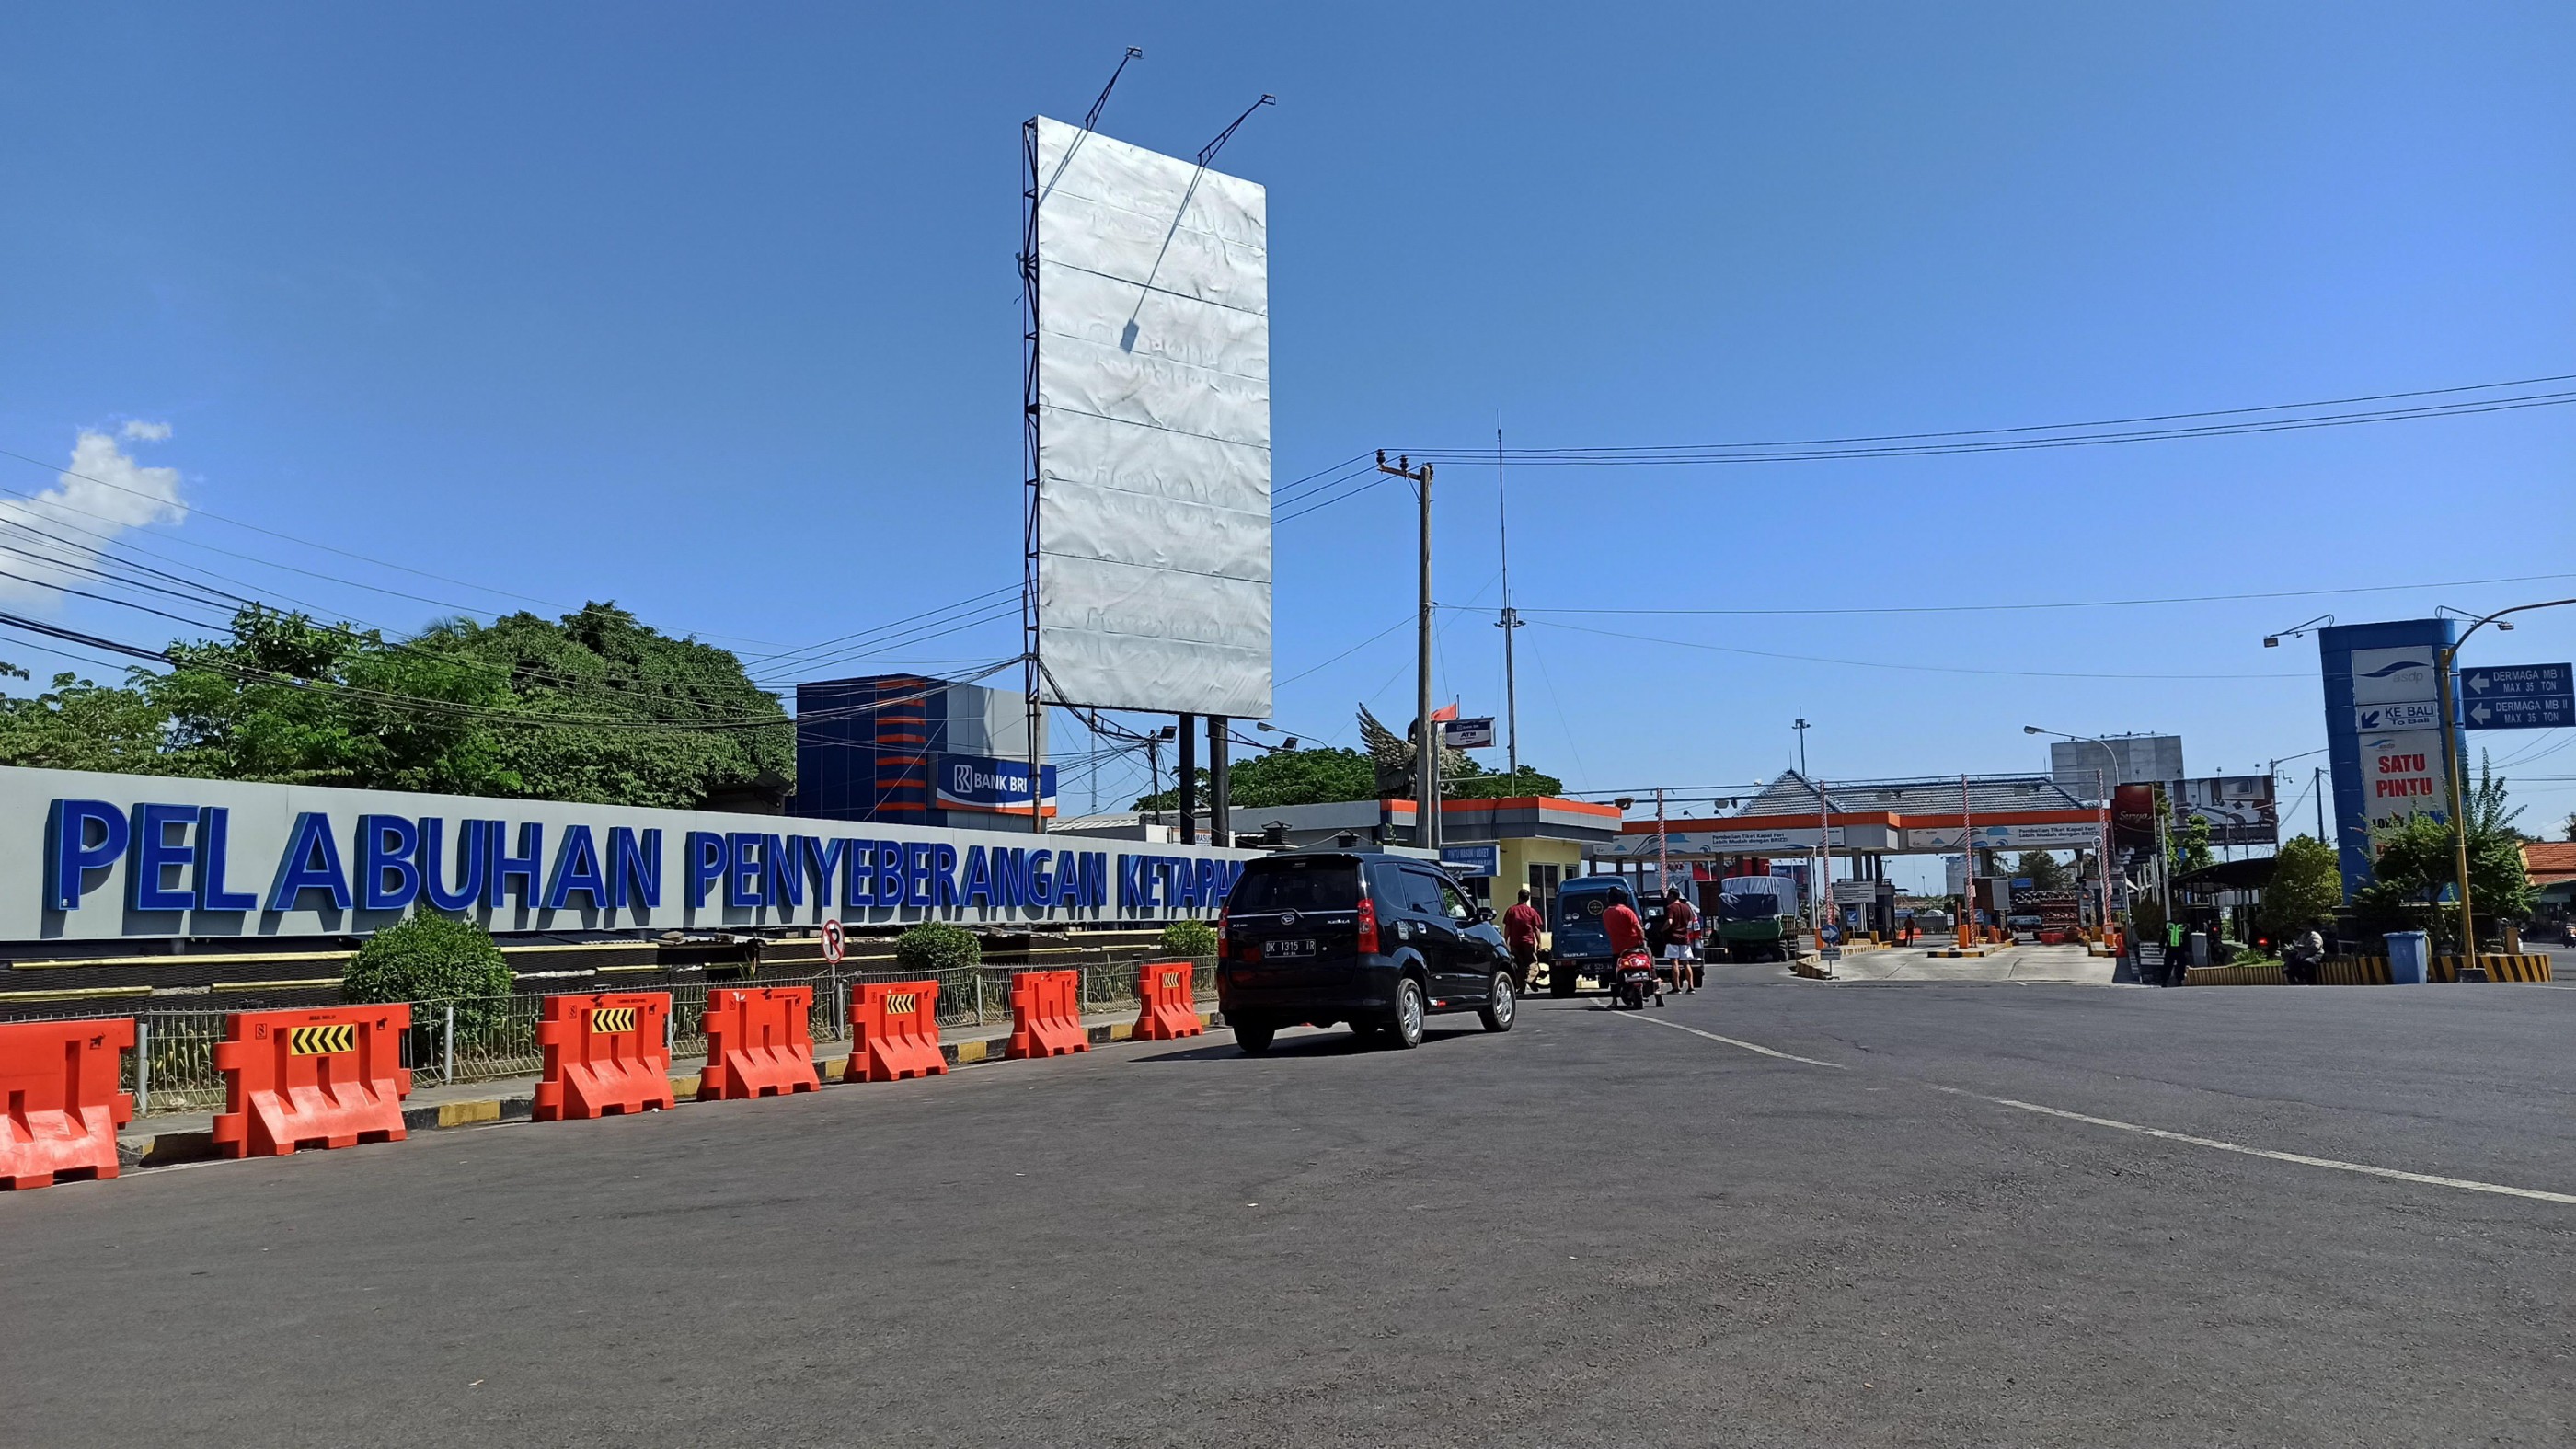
top-left (2354, 811), bottom-right (2533, 949)
top-left (2012, 850), bottom-right (2073, 891)
top-left (2174, 815), bottom-right (2215, 876)
top-left (1135, 745), bottom-right (1562, 812)
top-left (0, 603), bottom-right (790, 809)
top-left (0, 663), bottom-right (190, 776)
top-left (2257, 835), bottom-right (2342, 937)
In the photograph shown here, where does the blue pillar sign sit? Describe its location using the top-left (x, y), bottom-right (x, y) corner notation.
top-left (2459, 663), bottom-right (2573, 730)
top-left (2317, 619), bottom-right (2458, 900)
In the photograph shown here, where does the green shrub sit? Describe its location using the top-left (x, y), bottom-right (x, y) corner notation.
top-left (1158, 919), bottom-right (1218, 959)
top-left (894, 921), bottom-right (981, 973)
top-left (344, 914), bottom-right (512, 1027)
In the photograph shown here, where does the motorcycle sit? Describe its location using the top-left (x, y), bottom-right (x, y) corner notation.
top-left (1612, 949), bottom-right (1660, 1010)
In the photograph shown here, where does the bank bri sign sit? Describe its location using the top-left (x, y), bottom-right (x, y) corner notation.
top-left (5, 766), bottom-right (1251, 944)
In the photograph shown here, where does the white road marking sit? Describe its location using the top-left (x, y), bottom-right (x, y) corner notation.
top-left (1618, 1009), bottom-right (2576, 1206)
top-left (1923, 1084), bottom-right (2576, 1206)
top-left (1622, 1012), bottom-right (1848, 1069)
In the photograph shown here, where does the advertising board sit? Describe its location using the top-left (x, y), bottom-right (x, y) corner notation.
top-left (1029, 116), bottom-right (1272, 719)
top-left (2174, 776), bottom-right (2279, 847)
top-left (932, 753), bottom-right (1059, 814)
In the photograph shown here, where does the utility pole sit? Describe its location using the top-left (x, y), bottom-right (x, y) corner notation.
top-left (1655, 787), bottom-right (1670, 901)
top-left (1496, 429), bottom-right (1523, 783)
top-left (1794, 716), bottom-right (1825, 932)
top-left (1380, 451), bottom-right (1437, 850)
top-left (1959, 774), bottom-right (1975, 949)
top-left (1178, 713), bottom-right (1197, 845)
top-left (2314, 765), bottom-right (2326, 841)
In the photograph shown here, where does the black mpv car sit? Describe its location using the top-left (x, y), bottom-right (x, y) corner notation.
top-left (1215, 850), bottom-right (1519, 1053)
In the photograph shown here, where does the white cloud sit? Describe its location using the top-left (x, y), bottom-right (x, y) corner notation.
top-left (0, 426), bottom-right (189, 605)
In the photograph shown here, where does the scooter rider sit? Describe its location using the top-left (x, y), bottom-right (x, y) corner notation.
top-left (1602, 896), bottom-right (1658, 1006)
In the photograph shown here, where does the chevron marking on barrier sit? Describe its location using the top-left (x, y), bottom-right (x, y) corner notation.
top-left (287, 1024), bottom-right (357, 1055)
top-left (589, 1007), bottom-right (638, 1033)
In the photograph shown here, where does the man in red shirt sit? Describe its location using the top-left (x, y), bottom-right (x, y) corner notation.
top-left (1602, 895), bottom-right (1658, 1005)
top-left (1501, 887), bottom-right (1545, 992)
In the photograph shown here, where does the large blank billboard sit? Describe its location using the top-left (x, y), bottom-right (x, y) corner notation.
top-left (1029, 114), bottom-right (1272, 719)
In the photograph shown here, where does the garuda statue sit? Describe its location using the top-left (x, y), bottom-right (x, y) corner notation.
top-left (1357, 703), bottom-right (1474, 798)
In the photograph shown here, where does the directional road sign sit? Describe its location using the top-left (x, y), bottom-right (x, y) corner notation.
top-left (2461, 663), bottom-right (2573, 730)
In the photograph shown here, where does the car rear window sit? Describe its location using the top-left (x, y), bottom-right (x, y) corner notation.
top-left (1231, 858), bottom-right (1362, 913)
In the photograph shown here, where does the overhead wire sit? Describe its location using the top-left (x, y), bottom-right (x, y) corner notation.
top-left (1525, 617), bottom-right (2308, 681)
top-left (1385, 373), bottom-right (2576, 468)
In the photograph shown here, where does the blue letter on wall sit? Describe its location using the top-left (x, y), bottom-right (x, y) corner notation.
top-left (608, 827), bottom-right (661, 910)
top-left (129, 803), bottom-right (197, 913)
top-left (268, 811), bottom-right (352, 912)
top-left (487, 822), bottom-right (543, 908)
top-left (195, 807), bottom-right (259, 912)
top-left (420, 817), bottom-right (486, 911)
top-left (46, 799), bottom-right (129, 912)
top-left (543, 824), bottom-right (606, 911)
top-left (357, 814), bottom-right (421, 912)
top-left (686, 831), bottom-right (725, 908)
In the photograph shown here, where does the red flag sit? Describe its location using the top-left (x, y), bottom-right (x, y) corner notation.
top-left (1431, 701), bottom-right (1460, 722)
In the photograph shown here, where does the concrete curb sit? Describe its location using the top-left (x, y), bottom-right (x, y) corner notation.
top-left (117, 1009), bottom-right (1224, 1170)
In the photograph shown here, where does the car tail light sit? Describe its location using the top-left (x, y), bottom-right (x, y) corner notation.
top-left (1356, 897), bottom-right (1379, 955)
top-left (1217, 908), bottom-right (1233, 961)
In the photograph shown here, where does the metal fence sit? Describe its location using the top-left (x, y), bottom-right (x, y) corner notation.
top-left (98, 956), bottom-right (1215, 1117)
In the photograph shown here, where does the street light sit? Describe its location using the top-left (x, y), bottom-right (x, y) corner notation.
top-left (2263, 614), bottom-right (2336, 649)
top-left (2026, 725), bottom-right (2121, 950)
top-left (2432, 597), bottom-right (2576, 971)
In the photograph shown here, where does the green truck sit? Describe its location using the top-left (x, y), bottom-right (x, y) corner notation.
top-left (1715, 878), bottom-right (1802, 962)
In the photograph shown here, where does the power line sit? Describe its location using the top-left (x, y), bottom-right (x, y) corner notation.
top-left (1458, 571), bottom-right (2576, 620)
top-left (1386, 372), bottom-right (2576, 468)
top-left (1524, 617), bottom-right (2308, 681)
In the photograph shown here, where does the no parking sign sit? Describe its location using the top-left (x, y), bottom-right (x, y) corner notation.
top-left (821, 919), bottom-right (845, 965)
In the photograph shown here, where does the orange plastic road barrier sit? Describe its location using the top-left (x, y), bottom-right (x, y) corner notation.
top-left (534, 993), bottom-right (676, 1121)
top-left (846, 980), bottom-right (948, 1082)
top-left (212, 1006), bottom-right (411, 1158)
top-left (1006, 970), bottom-right (1090, 1060)
top-left (1133, 960), bottom-right (1204, 1041)
top-left (698, 986), bottom-right (820, 1100)
top-left (0, 1016), bottom-right (135, 1190)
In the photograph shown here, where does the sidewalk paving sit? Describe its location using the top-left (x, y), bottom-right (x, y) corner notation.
top-left (1798, 942), bottom-right (2123, 986)
top-left (119, 1002), bottom-right (1216, 1167)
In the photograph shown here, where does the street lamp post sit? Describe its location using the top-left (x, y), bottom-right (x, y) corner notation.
top-left (2431, 598), bottom-right (2576, 968)
top-left (2027, 726), bottom-right (2120, 952)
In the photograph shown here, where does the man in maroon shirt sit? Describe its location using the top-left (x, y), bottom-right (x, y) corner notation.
top-left (1501, 887), bottom-right (1545, 991)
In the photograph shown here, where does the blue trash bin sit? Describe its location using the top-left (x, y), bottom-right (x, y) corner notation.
top-left (2386, 930), bottom-right (2430, 984)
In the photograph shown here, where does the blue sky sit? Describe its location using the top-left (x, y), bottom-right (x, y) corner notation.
top-left (3, 2), bottom-right (2572, 849)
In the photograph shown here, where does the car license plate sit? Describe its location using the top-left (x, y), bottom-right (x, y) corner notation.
top-left (1271, 937), bottom-right (1316, 958)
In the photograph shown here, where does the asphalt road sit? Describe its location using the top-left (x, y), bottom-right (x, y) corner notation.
top-left (10, 972), bottom-right (2576, 1445)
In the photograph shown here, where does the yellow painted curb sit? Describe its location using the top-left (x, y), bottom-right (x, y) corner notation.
top-left (953, 1040), bottom-right (989, 1064)
top-left (1109, 1022), bottom-right (1136, 1041)
top-left (435, 1100), bottom-right (502, 1128)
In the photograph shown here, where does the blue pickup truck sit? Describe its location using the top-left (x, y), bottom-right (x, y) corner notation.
top-left (1547, 875), bottom-right (1664, 996)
